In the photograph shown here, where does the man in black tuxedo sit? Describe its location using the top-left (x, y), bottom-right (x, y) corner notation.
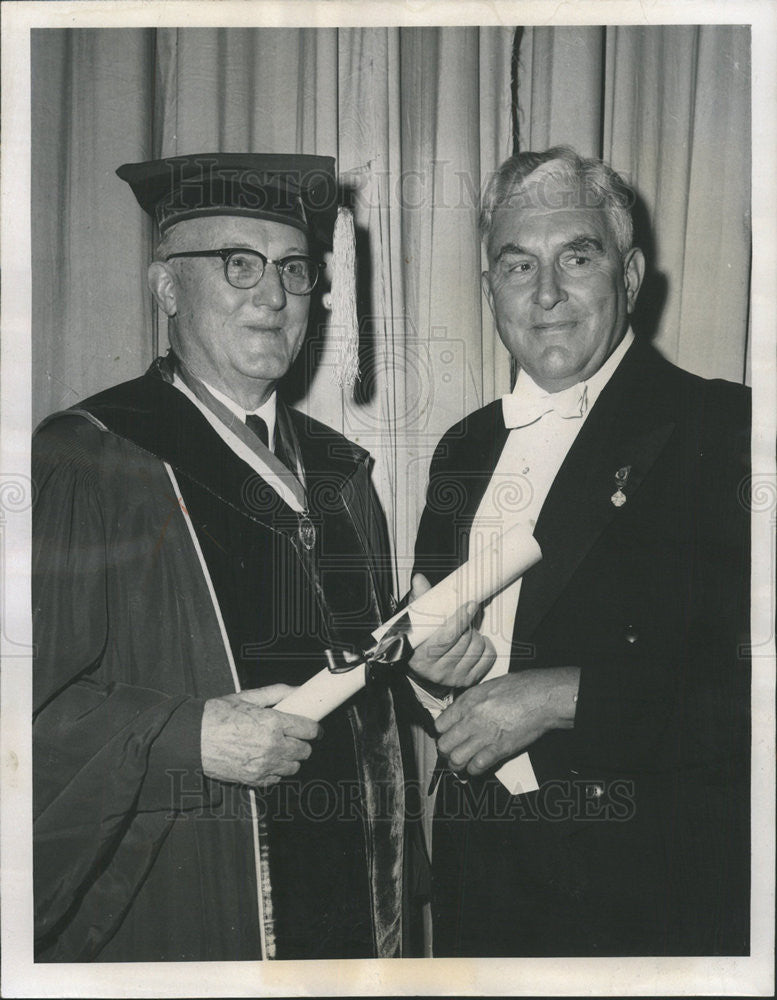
top-left (408, 146), bottom-right (750, 956)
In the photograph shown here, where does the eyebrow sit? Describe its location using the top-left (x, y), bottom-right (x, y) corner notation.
top-left (493, 242), bottom-right (529, 262)
top-left (218, 243), bottom-right (309, 255)
top-left (564, 235), bottom-right (606, 254)
top-left (493, 235), bottom-right (606, 262)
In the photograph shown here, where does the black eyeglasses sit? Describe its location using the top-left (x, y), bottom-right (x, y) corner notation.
top-left (165, 247), bottom-right (324, 295)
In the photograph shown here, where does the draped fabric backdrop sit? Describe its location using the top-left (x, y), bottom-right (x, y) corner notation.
top-left (32, 25), bottom-right (751, 591)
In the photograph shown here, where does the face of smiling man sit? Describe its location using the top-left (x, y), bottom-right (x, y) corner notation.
top-left (148, 215), bottom-right (313, 409)
top-left (482, 167), bottom-right (645, 393)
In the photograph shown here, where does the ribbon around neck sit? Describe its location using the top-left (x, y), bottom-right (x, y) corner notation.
top-left (173, 358), bottom-right (308, 513)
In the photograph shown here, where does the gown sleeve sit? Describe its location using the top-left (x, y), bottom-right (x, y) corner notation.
top-left (32, 417), bottom-right (213, 957)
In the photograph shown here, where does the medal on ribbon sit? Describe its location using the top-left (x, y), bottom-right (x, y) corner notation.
top-left (610, 465), bottom-right (631, 507)
top-left (298, 511), bottom-right (317, 551)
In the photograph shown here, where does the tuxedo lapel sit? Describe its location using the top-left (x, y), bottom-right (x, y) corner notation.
top-left (412, 400), bottom-right (510, 590)
top-left (456, 402), bottom-right (512, 532)
top-left (513, 340), bottom-right (676, 643)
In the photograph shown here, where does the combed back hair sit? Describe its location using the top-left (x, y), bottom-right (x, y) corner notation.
top-left (479, 145), bottom-right (635, 255)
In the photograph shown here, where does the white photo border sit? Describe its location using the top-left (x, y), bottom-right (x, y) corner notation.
top-left (2, 1), bottom-right (774, 996)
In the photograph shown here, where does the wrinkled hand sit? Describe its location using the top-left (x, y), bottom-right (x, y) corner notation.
top-left (436, 668), bottom-right (580, 776)
top-left (407, 573), bottom-right (496, 694)
top-left (201, 684), bottom-right (322, 789)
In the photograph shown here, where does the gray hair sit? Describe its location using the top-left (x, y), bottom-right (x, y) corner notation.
top-left (153, 223), bottom-right (191, 263)
top-left (479, 146), bottom-right (635, 255)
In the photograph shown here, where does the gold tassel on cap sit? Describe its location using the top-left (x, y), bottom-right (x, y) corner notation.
top-left (331, 206), bottom-right (360, 388)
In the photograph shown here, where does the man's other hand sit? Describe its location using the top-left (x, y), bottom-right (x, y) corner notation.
top-left (407, 573), bottom-right (496, 694)
top-left (435, 667), bottom-right (580, 775)
top-left (201, 684), bottom-right (322, 788)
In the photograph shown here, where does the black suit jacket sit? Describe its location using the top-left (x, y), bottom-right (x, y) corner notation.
top-left (413, 338), bottom-right (751, 956)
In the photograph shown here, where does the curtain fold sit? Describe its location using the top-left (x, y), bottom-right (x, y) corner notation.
top-left (32, 29), bottom-right (156, 414)
top-left (519, 26), bottom-right (605, 156)
top-left (152, 28), bottom-right (339, 155)
top-left (336, 27), bottom-right (406, 577)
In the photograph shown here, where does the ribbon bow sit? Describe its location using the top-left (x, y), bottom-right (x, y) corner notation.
top-left (324, 614), bottom-right (413, 674)
top-left (502, 382), bottom-right (588, 429)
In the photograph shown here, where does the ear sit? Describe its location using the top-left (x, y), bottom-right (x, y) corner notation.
top-left (622, 247), bottom-right (645, 314)
top-left (481, 270), bottom-right (496, 319)
top-left (148, 262), bottom-right (178, 317)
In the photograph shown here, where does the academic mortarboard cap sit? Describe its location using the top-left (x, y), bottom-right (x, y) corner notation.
top-left (116, 153), bottom-right (338, 246)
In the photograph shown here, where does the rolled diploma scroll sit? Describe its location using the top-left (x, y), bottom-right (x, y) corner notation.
top-left (275, 522), bottom-right (542, 721)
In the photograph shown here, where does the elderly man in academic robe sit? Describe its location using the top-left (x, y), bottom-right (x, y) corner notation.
top-left (32, 153), bottom-right (468, 961)
top-left (407, 147), bottom-right (751, 956)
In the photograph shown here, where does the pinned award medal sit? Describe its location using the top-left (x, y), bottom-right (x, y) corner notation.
top-left (610, 465), bottom-right (631, 507)
top-left (298, 511), bottom-right (317, 551)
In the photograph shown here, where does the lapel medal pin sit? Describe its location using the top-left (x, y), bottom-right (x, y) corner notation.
top-left (298, 511), bottom-right (317, 551)
top-left (611, 465), bottom-right (631, 507)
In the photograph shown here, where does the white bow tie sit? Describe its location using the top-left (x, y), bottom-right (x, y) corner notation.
top-left (502, 382), bottom-right (589, 429)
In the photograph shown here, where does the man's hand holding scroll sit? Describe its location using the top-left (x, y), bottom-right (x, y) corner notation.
top-left (201, 685), bottom-right (322, 789)
top-left (407, 573), bottom-right (496, 695)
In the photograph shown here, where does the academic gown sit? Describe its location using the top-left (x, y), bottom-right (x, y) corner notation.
top-left (413, 337), bottom-right (751, 956)
top-left (33, 358), bottom-right (404, 962)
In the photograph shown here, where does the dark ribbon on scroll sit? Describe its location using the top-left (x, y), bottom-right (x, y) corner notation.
top-left (324, 611), bottom-right (412, 675)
